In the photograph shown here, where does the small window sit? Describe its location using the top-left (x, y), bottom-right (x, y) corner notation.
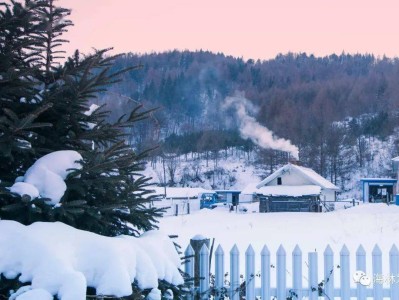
top-left (277, 177), bottom-right (282, 185)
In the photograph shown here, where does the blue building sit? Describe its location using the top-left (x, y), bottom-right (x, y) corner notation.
top-left (215, 190), bottom-right (241, 206)
top-left (360, 178), bottom-right (397, 203)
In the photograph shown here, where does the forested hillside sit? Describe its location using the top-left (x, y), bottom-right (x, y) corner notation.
top-left (96, 51), bottom-right (399, 190)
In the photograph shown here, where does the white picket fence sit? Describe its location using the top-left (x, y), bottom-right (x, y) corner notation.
top-left (184, 243), bottom-right (399, 299)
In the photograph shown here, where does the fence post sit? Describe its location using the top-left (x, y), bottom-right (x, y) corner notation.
top-left (187, 202), bottom-right (190, 215)
top-left (356, 245), bottom-right (367, 300)
top-left (230, 244), bottom-right (240, 300)
top-left (292, 245), bottom-right (302, 299)
top-left (340, 245), bottom-right (350, 300)
top-left (185, 245), bottom-right (195, 300)
top-left (308, 251), bottom-right (318, 300)
top-left (390, 245), bottom-right (399, 299)
top-left (261, 245), bottom-right (271, 300)
top-left (372, 244), bottom-right (383, 300)
top-left (245, 245), bottom-right (255, 300)
top-left (199, 244), bottom-right (209, 300)
top-left (190, 237), bottom-right (210, 288)
top-left (277, 245), bottom-right (286, 300)
top-left (215, 245), bottom-right (225, 297)
top-left (324, 245), bottom-right (334, 298)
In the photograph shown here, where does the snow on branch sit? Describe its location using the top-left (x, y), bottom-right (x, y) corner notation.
top-left (9, 150), bottom-right (83, 204)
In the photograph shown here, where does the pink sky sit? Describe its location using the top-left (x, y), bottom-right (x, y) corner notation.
top-left (59, 0), bottom-right (399, 60)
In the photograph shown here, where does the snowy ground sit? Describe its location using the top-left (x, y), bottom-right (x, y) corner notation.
top-left (158, 203), bottom-right (399, 288)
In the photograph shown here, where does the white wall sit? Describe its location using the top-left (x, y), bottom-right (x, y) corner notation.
top-left (321, 189), bottom-right (336, 202)
top-left (239, 194), bottom-right (255, 203)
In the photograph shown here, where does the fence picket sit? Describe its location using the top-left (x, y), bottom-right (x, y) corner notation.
top-left (324, 245), bottom-right (334, 298)
top-left (373, 244), bottom-right (383, 300)
top-left (276, 245), bottom-right (286, 300)
top-left (292, 245), bottom-right (302, 299)
top-left (230, 244), bottom-right (240, 300)
top-left (199, 244), bottom-right (209, 300)
top-left (356, 245), bottom-right (367, 300)
top-left (340, 245), bottom-right (350, 300)
top-left (261, 245), bottom-right (271, 300)
top-left (390, 245), bottom-right (399, 299)
top-left (308, 251), bottom-right (318, 300)
top-left (184, 245), bottom-right (194, 300)
top-left (215, 245), bottom-right (224, 292)
top-left (245, 245), bottom-right (255, 300)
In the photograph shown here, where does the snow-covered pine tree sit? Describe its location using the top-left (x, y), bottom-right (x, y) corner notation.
top-left (0, 0), bottom-right (165, 237)
top-left (0, 0), bottom-right (54, 182)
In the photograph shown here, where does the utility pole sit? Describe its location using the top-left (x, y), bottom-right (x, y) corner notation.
top-left (162, 154), bottom-right (166, 197)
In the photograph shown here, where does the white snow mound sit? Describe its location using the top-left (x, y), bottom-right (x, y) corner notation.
top-left (9, 150), bottom-right (82, 204)
top-left (0, 221), bottom-right (183, 300)
top-left (9, 182), bottom-right (39, 199)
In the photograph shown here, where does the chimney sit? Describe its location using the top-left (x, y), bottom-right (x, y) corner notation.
top-left (288, 155), bottom-right (301, 166)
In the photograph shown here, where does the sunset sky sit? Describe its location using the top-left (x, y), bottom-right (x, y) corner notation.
top-left (59, 0), bottom-right (399, 60)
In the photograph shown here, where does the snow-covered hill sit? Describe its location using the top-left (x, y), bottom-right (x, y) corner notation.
top-left (144, 132), bottom-right (398, 199)
top-left (143, 150), bottom-right (264, 191)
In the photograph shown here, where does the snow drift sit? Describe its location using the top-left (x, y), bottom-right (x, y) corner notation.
top-left (0, 221), bottom-right (183, 300)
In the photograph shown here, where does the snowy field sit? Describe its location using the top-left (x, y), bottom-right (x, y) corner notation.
top-left (158, 203), bottom-right (399, 288)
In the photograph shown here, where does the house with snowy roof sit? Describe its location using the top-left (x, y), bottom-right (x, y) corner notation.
top-left (243, 163), bottom-right (339, 212)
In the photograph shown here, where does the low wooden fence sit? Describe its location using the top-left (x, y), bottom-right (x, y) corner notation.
top-left (184, 243), bottom-right (399, 299)
top-left (150, 200), bottom-right (201, 216)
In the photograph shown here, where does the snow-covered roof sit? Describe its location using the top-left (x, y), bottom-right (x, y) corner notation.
top-left (360, 178), bottom-right (397, 182)
top-left (147, 187), bottom-right (213, 199)
top-left (257, 185), bottom-right (321, 197)
top-left (392, 156), bottom-right (399, 162)
top-left (242, 184), bottom-right (321, 197)
top-left (256, 163), bottom-right (339, 191)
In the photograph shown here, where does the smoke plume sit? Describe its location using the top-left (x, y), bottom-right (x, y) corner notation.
top-left (223, 94), bottom-right (299, 160)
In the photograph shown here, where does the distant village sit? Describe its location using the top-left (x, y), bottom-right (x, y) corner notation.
top-left (149, 156), bottom-right (399, 216)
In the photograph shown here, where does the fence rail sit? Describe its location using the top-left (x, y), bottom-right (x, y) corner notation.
top-left (184, 243), bottom-right (399, 299)
top-left (150, 199), bottom-right (200, 216)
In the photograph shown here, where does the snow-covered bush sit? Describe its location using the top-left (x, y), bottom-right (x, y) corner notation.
top-left (0, 221), bottom-right (184, 299)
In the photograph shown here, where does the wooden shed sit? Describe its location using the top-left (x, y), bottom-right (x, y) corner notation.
top-left (258, 185), bottom-right (322, 212)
